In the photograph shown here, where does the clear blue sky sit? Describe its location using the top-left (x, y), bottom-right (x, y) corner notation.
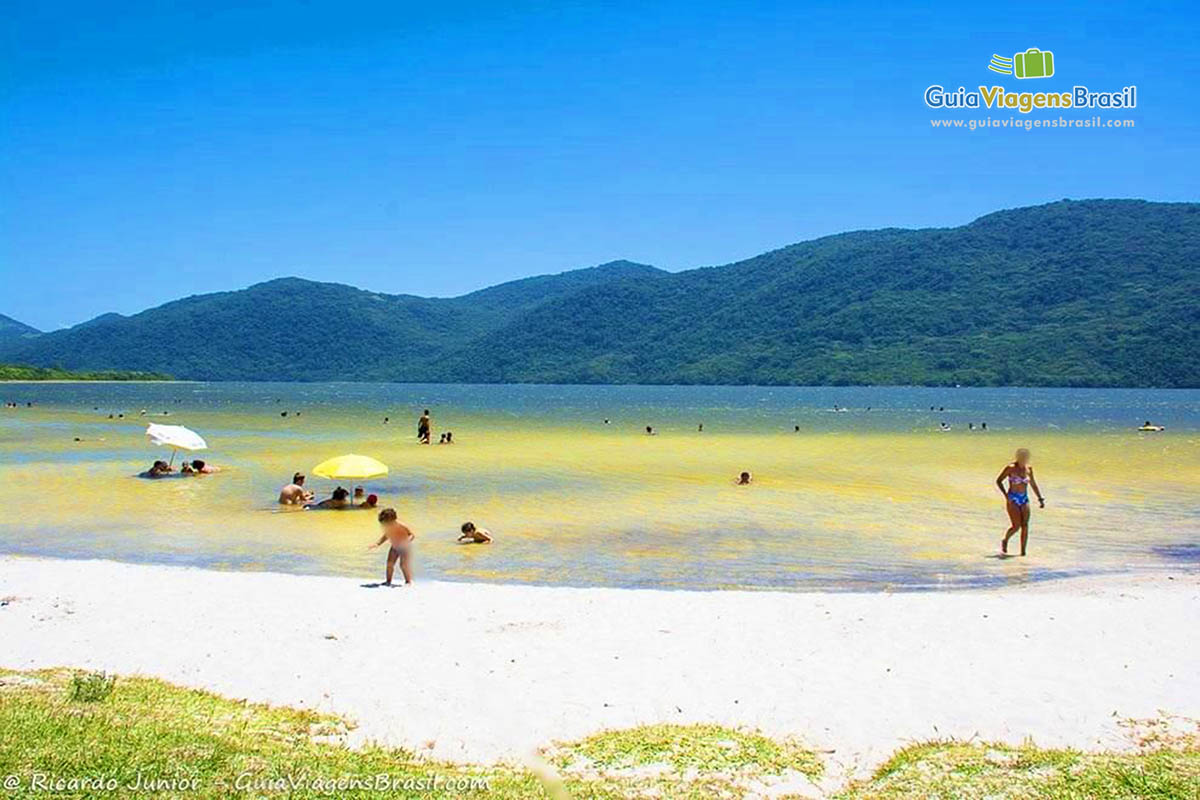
top-left (2, 0), bottom-right (1196, 330)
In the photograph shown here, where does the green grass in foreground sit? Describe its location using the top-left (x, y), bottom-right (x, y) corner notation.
top-left (0, 669), bottom-right (1197, 799)
top-left (835, 734), bottom-right (1200, 800)
top-left (0, 364), bottom-right (172, 381)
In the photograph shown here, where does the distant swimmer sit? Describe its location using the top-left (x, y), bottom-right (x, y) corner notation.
top-left (180, 462), bottom-right (195, 475)
top-left (369, 508), bottom-right (415, 585)
top-left (794, 425), bottom-right (800, 432)
top-left (458, 521), bottom-right (493, 544)
top-left (279, 472), bottom-right (314, 505)
top-left (736, 471), bottom-right (752, 485)
top-left (938, 422), bottom-right (951, 432)
top-left (359, 493), bottom-right (379, 509)
top-left (190, 459), bottom-right (219, 474)
top-left (981, 422), bottom-right (987, 431)
top-left (698, 423), bottom-right (703, 432)
top-left (383, 417), bottom-right (389, 424)
top-left (417, 409), bottom-right (431, 444)
top-left (604, 418), bottom-right (610, 424)
top-left (353, 486), bottom-right (366, 503)
top-left (996, 448), bottom-right (1045, 557)
top-left (1138, 420), bottom-right (1166, 432)
top-left (646, 426), bottom-right (656, 435)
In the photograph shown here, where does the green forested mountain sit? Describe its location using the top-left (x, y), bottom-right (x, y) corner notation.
top-left (0, 314), bottom-right (40, 341)
top-left (2, 200), bottom-right (1197, 386)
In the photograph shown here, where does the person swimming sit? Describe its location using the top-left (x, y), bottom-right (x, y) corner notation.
top-left (736, 471), bottom-right (752, 485)
top-left (995, 448), bottom-right (1045, 556)
top-left (359, 493), bottom-right (378, 509)
top-left (457, 521), bottom-right (493, 544)
top-left (645, 425), bottom-right (655, 435)
top-left (191, 459), bottom-right (219, 474)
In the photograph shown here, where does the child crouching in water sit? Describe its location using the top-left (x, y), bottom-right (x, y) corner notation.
top-left (369, 508), bottom-right (415, 585)
top-left (457, 521), bottom-right (492, 544)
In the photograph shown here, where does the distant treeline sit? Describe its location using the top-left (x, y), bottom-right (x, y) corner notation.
top-left (0, 364), bottom-right (173, 381)
top-left (0, 200), bottom-right (1197, 387)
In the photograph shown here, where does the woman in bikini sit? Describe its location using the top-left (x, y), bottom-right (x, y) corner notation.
top-left (995, 448), bottom-right (1045, 556)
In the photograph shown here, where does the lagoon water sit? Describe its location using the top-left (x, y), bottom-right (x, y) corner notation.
top-left (0, 383), bottom-right (1196, 591)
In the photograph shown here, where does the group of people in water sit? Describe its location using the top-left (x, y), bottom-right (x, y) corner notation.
top-left (142, 459), bottom-right (219, 477)
top-left (275, 456), bottom-right (492, 586)
top-left (413, 409), bottom-right (456, 444)
top-left (136, 401), bottom-right (1052, 587)
top-left (277, 473), bottom-right (379, 510)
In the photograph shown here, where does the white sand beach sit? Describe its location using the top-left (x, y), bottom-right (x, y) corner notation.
top-left (1, 556), bottom-right (1196, 782)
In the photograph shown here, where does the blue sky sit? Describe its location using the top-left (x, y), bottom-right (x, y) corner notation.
top-left (2, 0), bottom-right (1196, 330)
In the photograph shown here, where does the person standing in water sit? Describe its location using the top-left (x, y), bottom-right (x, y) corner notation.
top-left (279, 472), bottom-right (314, 505)
top-left (417, 409), bottom-right (431, 444)
top-left (369, 508), bottom-right (415, 585)
top-left (995, 448), bottom-right (1045, 556)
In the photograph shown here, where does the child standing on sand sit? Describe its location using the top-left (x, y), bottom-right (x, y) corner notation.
top-left (369, 508), bottom-right (415, 585)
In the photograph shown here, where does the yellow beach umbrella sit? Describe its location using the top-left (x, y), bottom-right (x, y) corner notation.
top-left (311, 454), bottom-right (389, 480)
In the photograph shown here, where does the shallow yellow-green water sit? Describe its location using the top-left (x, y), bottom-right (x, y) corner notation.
top-left (1, 383), bottom-right (1196, 590)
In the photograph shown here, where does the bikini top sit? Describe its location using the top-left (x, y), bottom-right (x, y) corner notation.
top-left (1009, 470), bottom-right (1029, 485)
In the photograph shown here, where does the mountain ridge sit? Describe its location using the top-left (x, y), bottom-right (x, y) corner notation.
top-left (0, 313), bottom-right (40, 341)
top-left (2, 200), bottom-right (1196, 387)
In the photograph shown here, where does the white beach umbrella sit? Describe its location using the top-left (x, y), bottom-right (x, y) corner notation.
top-left (146, 423), bottom-right (207, 465)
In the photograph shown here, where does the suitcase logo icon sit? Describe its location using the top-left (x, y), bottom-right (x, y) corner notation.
top-left (988, 48), bottom-right (1055, 79)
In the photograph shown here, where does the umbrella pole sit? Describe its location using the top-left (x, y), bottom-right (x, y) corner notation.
top-left (169, 449), bottom-right (177, 467)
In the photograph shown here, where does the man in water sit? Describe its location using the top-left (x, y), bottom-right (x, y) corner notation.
top-left (417, 409), bottom-right (431, 444)
top-left (279, 473), bottom-right (313, 505)
top-left (369, 508), bottom-right (415, 585)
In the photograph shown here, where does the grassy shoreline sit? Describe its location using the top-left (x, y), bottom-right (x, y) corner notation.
top-left (0, 364), bottom-right (173, 382)
top-left (1, 669), bottom-right (1196, 799)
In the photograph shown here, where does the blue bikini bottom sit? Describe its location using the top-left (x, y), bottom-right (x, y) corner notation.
top-left (1007, 492), bottom-right (1029, 507)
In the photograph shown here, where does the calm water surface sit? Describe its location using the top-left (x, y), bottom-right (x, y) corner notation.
top-left (1, 383), bottom-right (1196, 591)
